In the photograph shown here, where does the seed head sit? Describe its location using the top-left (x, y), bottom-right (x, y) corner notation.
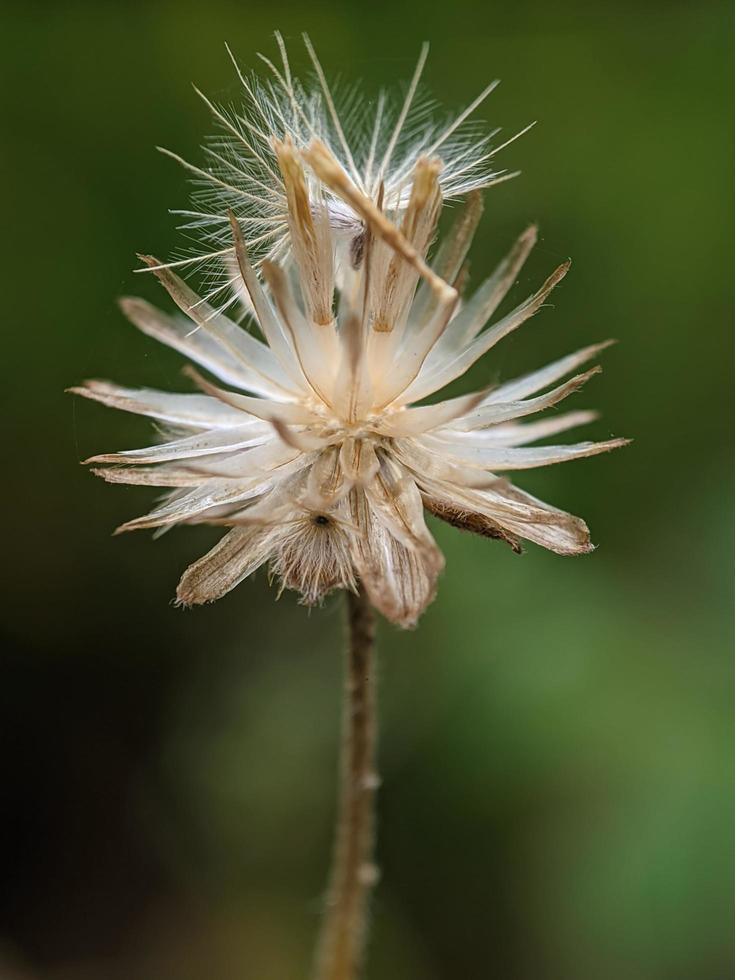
top-left (70, 36), bottom-right (627, 627)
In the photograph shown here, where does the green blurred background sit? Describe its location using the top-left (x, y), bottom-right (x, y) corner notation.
top-left (2, 1), bottom-right (734, 977)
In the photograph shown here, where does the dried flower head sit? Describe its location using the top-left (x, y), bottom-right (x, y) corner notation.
top-left (71, 37), bottom-right (627, 627)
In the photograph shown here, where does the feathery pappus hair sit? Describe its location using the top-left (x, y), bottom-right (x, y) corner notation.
top-left (70, 35), bottom-right (628, 627)
top-left (153, 32), bottom-right (531, 315)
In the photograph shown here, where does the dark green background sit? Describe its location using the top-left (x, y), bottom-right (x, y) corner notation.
top-left (2, 1), bottom-right (734, 977)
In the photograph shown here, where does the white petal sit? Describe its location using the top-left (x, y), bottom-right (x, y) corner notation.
top-left (417, 434), bottom-right (630, 470)
top-left (70, 380), bottom-right (246, 429)
top-left (119, 297), bottom-right (260, 391)
top-left (84, 424), bottom-right (271, 465)
top-left (116, 478), bottom-right (275, 532)
top-left (467, 410), bottom-right (598, 446)
top-left (483, 340), bottom-right (615, 404)
top-left (113, 448), bottom-right (316, 532)
top-left (331, 311), bottom-right (374, 423)
top-left (261, 260), bottom-right (341, 406)
top-left (228, 212), bottom-right (310, 385)
top-left (139, 256), bottom-right (301, 398)
top-left (370, 289), bottom-right (459, 407)
top-left (91, 466), bottom-right (207, 487)
top-left (400, 262), bottom-right (569, 404)
top-left (269, 417), bottom-right (333, 452)
top-left (393, 439), bottom-right (508, 492)
top-left (444, 367), bottom-right (600, 431)
top-left (432, 224), bottom-right (538, 349)
top-left (376, 389), bottom-right (487, 437)
top-left (183, 366), bottom-right (320, 424)
top-left (201, 446), bottom-right (320, 479)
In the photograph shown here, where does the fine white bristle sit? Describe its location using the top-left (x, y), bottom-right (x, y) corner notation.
top-left (150, 34), bottom-right (523, 310)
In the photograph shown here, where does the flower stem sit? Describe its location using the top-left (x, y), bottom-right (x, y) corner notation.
top-left (314, 585), bottom-right (378, 980)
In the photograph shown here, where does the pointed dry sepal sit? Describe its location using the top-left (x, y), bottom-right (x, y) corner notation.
top-left (176, 526), bottom-right (273, 606)
top-left (460, 223), bottom-right (540, 341)
top-left (434, 190), bottom-right (485, 287)
top-left (273, 136), bottom-right (335, 326)
top-left (371, 155), bottom-right (443, 333)
top-left (410, 189), bottom-right (484, 325)
top-left (428, 222), bottom-right (540, 358)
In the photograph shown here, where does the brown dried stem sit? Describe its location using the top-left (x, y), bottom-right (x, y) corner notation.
top-left (314, 586), bottom-right (379, 980)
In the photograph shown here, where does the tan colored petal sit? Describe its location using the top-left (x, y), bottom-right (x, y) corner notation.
top-left (302, 447), bottom-right (348, 508)
top-left (273, 137), bottom-right (334, 326)
top-left (420, 478), bottom-right (593, 556)
top-left (365, 456), bottom-right (438, 554)
top-left (90, 466), bottom-right (205, 488)
top-left (339, 438), bottom-right (380, 486)
top-left (423, 495), bottom-right (522, 553)
top-left (370, 156), bottom-right (443, 334)
top-left (423, 190), bottom-right (484, 292)
top-left (347, 461), bottom-right (445, 628)
top-left (176, 525), bottom-right (275, 605)
top-left (349, 489), bottom-right (443, 628)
